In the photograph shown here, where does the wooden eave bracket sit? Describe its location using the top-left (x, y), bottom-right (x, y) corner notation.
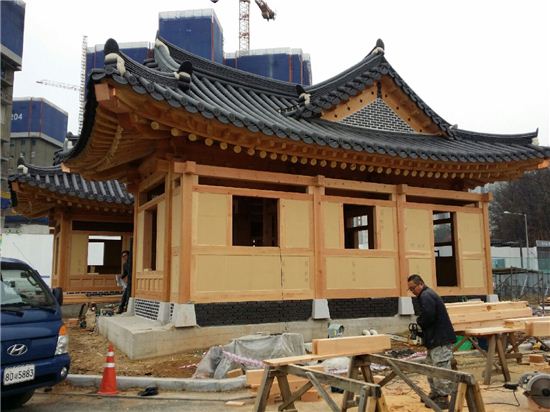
top-left (95, 83), bottom-right (130, 114)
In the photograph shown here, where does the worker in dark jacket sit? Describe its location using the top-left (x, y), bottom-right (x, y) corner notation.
top-left (118, 250), bottom-right (132, 314)
top-left (408, 274), bottom-right (456, 410)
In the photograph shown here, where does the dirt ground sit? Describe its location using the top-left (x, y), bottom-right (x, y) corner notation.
top-left (65, 325), bottom-right (549, 410)
top-left (68, 325), bottom-right (204, 378)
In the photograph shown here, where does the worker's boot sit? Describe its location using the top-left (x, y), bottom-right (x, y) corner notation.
top-left (420, 393), bottom-right (437, 403)
top-left (427, 396), bottom-right (449, 410)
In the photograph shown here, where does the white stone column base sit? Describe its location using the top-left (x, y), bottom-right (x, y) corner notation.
top-left (398, 297), bottom-right (415, 315)
top-left (126, 297), bottom-right (135, 315)
top-left (486, 294), bottom-right (499, 303)
top-left (157, 302), bottom-right (172, 324)
top-left (172, 303), bottom-right (197, 327)
top-left (312, 299), bottom-right (330, 319)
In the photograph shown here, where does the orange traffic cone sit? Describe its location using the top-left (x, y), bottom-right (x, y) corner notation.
top-left (97, 343), bottom-right (118, 395)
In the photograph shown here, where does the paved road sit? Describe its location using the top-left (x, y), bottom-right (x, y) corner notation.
top-left (18, 391), bottom-right (255, 412)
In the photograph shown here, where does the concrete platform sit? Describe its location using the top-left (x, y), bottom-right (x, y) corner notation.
top-left (98, 314), bottom-right (415, 359)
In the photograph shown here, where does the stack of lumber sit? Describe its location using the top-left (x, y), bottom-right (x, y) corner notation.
top-left (504, 316), bottom-right (550, 336)
top-left (312, 334), bottom-right (391, 356)
top-left (246, 366), bottom-right (323, 403)
top-left (445, 301), bottom-right (532, 331)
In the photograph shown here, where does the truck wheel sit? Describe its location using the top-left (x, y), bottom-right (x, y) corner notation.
top-left (1, 390), bottom-right (35, 409)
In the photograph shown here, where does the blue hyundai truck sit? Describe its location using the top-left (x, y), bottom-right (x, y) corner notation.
top-left (1, 257), bottom-right (70, 409)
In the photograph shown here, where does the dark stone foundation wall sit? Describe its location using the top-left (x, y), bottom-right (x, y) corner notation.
top-left (195, 300), bottom-right (311, 326)
top-left (327, 298), bottom-right (399, 319)
top-left (195, 297), bottom-right (400, 326)
top-left (195, 295), bottom-right (488, 326)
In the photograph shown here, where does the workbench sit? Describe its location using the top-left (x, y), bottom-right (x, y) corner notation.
top-left (460, 326), bottom-right (525, 385)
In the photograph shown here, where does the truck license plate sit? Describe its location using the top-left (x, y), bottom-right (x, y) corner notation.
top-left (3, 364), bottom-right (35, 385)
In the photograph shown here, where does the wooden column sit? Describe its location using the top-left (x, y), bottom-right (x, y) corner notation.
top-left (395, 184), bottom-right (408, 296)
top-left (453, 211), bottom-right (464, 289)
top-left (162, 165), bottom-right (173, 302)
top-left (130, 187), bottom-right (139, 300)
top-left (58, 212), bottom-right (71, 291)
top-left (179, 161), bottom-right (197, 303)
top-left (309, 175), bottom-right (326, 299)
top-left (481, 196), bottom-right (494, 294)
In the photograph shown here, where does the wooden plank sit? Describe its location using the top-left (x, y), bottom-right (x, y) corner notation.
top-left (453, 382), bottom-right (468, 412)
top-left (252, 367), bottom-right (276, 412)
top-left (526, 319), bottom-right (550, 336)
top-left (305, 372), bottom-right (340, 412)
top-left (464, 326), bottom-right (525, 336)
top-left (385, 358), bottom-right (441, 411)
top-left (265, 354), bottom-right (335, 367)
top-left (247, 365), bottom-right (325, 386)
top-left (446, 301), bottom-right (528, 314)
top-left (227, 368), bottom-right (243, 378)
top-left (312, 335), bottom-right (391, 357)
top-left (450, 307), bottom-right (533, 328)
top-left (483, 336), bottom-right (496, 385)
top-left (528, 354), bottom-right (545, 363)
top-left (363, 354), bottom-right (476, 385)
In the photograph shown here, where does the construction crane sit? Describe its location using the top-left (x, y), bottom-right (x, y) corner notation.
top-left (211, 0), bottom-right (275, 52)
top-left (36, 35), bottom-right (88, 132)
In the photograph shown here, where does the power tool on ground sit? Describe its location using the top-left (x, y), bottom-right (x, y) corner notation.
top-left (518, 372), bottom-right (550, 410)
top-left (408, 322), bottom-right (423, 346)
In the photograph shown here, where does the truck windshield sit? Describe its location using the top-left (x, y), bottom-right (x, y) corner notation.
top-left (1, 268), bottom-right (55, 309)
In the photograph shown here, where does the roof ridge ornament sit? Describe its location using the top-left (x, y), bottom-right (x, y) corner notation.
top-left (370, 39), bottom-right (385, 56)
top-left (16, 156), bottom-right (28, 175)
top-left (155, 38), bottom-right (170, 55)
top-left (296, 84), bottom-right (311, 106)
top-left (175, 61), bottom-right (193, 91)
top-left (104, 38), bottom-right (126, 76)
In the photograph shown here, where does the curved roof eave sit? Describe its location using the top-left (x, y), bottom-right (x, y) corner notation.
top-left (58, 37), bottom-right (550, 173)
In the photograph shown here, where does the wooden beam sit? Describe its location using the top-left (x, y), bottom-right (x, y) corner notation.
top-left (312, 335), bottom-right (391, 356)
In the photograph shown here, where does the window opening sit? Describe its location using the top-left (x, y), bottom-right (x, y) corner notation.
top-left (143, 208), bottom-right (158, 270)
top-left (433, 211), bottom-right (458, 286)
top-left (87, 235), bottom-right (122, 274)
top-left (232, 196), bottom-right (278, 247)
top-left (344, 204), bottom-right (375, 249)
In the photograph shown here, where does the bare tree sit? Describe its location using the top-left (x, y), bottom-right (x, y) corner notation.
top-left (489, 169), bottom-right (550, 246)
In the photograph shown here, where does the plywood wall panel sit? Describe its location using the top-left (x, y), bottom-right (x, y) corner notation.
top-left (457, 212), bottom-right (484, 254)
top-left (281, 256), bottom-right (312, 290)
top-left (281, 199), bottom-right (311, 249)
top-left (195, 254), bottom-right (281, 292)
top-left (326, 256), bottom-right (397, 289)
top-left (405, 208), bottom-right (432, 252)
top-left (323, 202), bottom-right (342, 249)
top-left (408, 257), bottom-right (434, 285)
top-left (69, 233), bottom-right (88, 275)
top-left (378, 206), bottom-right (397, 250)
top-left (194, 192), bottom-right (229, 246)
top-left (462, 259), bottom-right (486, 288)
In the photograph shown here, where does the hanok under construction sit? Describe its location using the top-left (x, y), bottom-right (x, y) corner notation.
top-left (43, 36), bottom-right (550, 327)
top-left (9, 161), bottom-right (133, 304)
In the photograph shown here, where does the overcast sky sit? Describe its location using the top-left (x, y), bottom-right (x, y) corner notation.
top-left (13, 0), bottom-right (549, 146)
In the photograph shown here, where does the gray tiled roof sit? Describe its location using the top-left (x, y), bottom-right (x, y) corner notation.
top-left (9, 163), bottom-right (133, 206)
top-left (60, 37), bottom-right (549, 166)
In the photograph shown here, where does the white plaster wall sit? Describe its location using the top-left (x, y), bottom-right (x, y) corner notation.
top-left (2, 233), bottom-right (53, 285)
top-left (491, 246), bottom-right (538, 270)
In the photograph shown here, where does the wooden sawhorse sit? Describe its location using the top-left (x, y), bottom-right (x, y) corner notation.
top-left (253, 354), bottom-right (384, 412)
top-left (342, 354), bottom-right (486, 412)
top-left (461, 326), bottom-right (525, 385)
